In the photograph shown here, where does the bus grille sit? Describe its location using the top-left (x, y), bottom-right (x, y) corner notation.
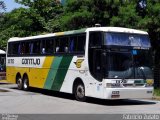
top-left (122, 83), bottom-right (145, 87)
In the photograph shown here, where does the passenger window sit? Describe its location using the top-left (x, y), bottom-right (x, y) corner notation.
top-left (69, 34), bottom-right (86, 54)
top-left (30, 40), bottom-right (41, 54)
top-left (24, 42), bottom-right (30, 54)
top-left (55, 37), bottom-right (69, 53)
top-left (12, 42), bottom-right (19, 55)
top-left (46, 39), bottom-right (54, 54)
top-left (69, 36), bottom-right (77, 53)
top-left (41, 40), bottom-right (46, 54)
top-left (20, 42), bottom-right (30, 54)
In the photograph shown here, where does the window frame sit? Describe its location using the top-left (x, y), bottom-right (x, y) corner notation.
top-left (7, 33), bottom-right (86, 57)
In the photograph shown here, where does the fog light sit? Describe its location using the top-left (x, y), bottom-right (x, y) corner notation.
top-left (146, 79), bottom-right (154, 87)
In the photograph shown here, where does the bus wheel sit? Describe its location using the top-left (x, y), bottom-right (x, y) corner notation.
top-left (74, 83), bottom-right (86, 102)
top-left (23, 76), bottom-right (29, 91)
top-left (17, 77), bottom-right (23, 90)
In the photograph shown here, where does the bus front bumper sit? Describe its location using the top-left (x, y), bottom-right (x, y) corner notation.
top-left (104, 87), bottom-right (153, 99)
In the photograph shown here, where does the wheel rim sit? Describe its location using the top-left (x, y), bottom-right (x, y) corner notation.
top-left (23, 79), bottom-right (28, 89)
top-left (17, 78), bottom-right (22, 88)
top-left (76, 85), bottom-right (85, 98)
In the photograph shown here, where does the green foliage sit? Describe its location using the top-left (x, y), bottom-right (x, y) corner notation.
top-left (0, 0), bottom-right (63, 49)
top-left (110, 4), bottom-right (140, 28)
top-left (0, 0), bottom-right (160, 52)
top-left (154, 88), bottom-right (160, 97)
top-left (60, 0), bottom-right (123, 29)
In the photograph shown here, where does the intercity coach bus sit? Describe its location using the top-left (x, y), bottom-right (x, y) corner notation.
top-left (6, 27), bottom-right (154, 101)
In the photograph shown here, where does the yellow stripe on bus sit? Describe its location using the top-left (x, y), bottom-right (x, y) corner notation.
top-left (30, 56), bottom-right (54, 88)
top-left (40, 56), bottom-right (54, 88)
top-left (6, 57), bottom-right (54, 89)
top-left (55, 32), bottom-right (64, 36)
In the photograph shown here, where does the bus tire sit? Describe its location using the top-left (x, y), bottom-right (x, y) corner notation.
top-left (74, 82), bottom-right (86, 102)
top-left (23, 75), bottom-right (29, 91)
top-left (17, 77), bottom-right (23, 90)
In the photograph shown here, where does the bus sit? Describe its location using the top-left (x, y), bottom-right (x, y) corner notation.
top-left (0, 49), bottom-right (6, 80)
top-left (0, 49), bottom-right (6, 72)
top-left (6, 27), bottom-right (154, 101)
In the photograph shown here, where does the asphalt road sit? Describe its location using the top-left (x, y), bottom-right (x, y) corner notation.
top-left (0, 83), bottom-right (159, 114)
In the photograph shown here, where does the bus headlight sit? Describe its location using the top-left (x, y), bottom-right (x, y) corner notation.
top-left (106, 83), bottom-right (121, 88)
top-left (145, 79), bottom-right (154, 87)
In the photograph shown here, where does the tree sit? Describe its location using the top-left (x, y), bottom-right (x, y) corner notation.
top-left (110, 1), bottom-right (141, 28)
top-left (0, 8), bottom-right (37, 49)
top-left (15, 0), bottom-right (64, 32)
top-left (0, 1), bottom-right (6, 49)
top-left (52, 0), bottom-right (125, 31)
top-left (0, 0), bottom-right (160, 51)
top-left (0, 0), bottom-right (64, 49)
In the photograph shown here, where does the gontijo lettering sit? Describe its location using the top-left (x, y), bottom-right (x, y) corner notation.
top-left (22, 58), bottom-right (40, 65)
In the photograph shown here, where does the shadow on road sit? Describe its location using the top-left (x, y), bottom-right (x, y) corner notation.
top-left (0, 83), bottom-right (12, 85)
top-left (86, 97), bottom-right (156, 106)
top-left (11, 87), bottom-right (157, 106)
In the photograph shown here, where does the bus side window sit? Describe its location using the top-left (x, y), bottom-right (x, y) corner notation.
top-left (62, 37), bottom-right (69, 53)
top-left (29, 43), bottom-right (33, 54)
top-left (55, 38), bottom-right (60, 53)
top-left (22, 42), bottom-right (30, 55)
top-left (32, 41), bottom-right (40, 54)
top-left (55, 37), bottom-right (69, 53)
top-left (69, 36), bottom-right (77, 53)
top-left (69, 34), bottom-right (86, 54)
top-left (12, 42), bottom-right (19, 55)
top-left (21, 42), bottom-right (26, 54)
top-left (18, 43), bottom-right (21, 55)
top-left (41, 40), bottom-right (46, 54)
top-left (77, 34), bottom-right (86, 53)
top-left (89, 32), bottom-right (102, 47)
top-left (26, 42), bottom-right (30, 54)
top-left (46, 39), bottom-right (54, 54)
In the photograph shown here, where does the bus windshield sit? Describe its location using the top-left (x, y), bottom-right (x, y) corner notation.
top-left (106, 49), bottom-right (153, 79)
top-left (104, 32), bottom-right (151, 48)
top-left (102, 32), bottom-right (153, 79)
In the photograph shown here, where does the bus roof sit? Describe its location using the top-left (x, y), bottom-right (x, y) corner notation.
top-left (8, 27), bottom-right (148, 42)
top-left (86, 27), bottom-right (148, 34)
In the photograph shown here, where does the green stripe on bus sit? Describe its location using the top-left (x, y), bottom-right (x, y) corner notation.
top-left (44, 57), bottom-right (63, 89)
top-left (51, 56), bottom-right (73, 91)
top-left (64, 28), bottom-right (86, 35)
top-left (73, 28), bottom-right (86, 34)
